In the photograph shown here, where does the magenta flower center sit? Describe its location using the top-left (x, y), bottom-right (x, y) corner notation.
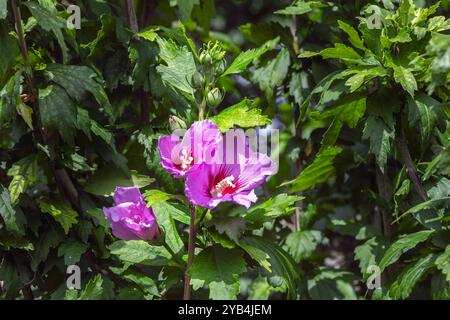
top-left (210, 175), bottom-right (236, 198)
top-left (179, 148), bottom-right (194, 171)
top-left (132, 214), bottom-right (142, 223)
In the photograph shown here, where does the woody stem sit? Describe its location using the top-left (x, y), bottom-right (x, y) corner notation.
top-left (183, 204), bottom-right (196, 300)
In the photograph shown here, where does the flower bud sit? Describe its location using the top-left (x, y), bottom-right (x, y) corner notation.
top-left (206, 88), bottom-right (224, 108)
top-left (214, 59), bottom-right (227, 75)
top-left (169, 115), bottom-right (187, 131)
top-left (192, 72), bottom-right (205, 89)
top-left (199, 52), bottom-right (211, 64)
top-left (214, 50), bottom-right (226, 61)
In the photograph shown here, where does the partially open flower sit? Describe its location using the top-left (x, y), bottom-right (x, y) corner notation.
top-left (185, 142), bottom-right (277, 209)
top-left (157, 120), bottom-right (222, 178)
top-left (103, 187), bottom-right (160, 241)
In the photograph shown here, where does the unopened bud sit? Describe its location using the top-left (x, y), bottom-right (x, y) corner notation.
top-left (199, 52), bottom-right (211, 64)
top-left (169, 115), bottom-right (187, 131)
top-left (214, 60), bottom-right (227, 75)
top-left (206, 88), bottom-right (224, 108)
top-left (192, 72), bottom-right (204, 89)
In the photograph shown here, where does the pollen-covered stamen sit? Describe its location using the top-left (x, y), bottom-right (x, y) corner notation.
top-left (179, 148), bottom-right (194, 170)
top-left (210, 175), bottom-right (236, 198)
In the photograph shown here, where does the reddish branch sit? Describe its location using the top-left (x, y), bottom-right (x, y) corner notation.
top-left (183, 205), bottom-right (197, 300)
top-left (396, 113), bottom-right (428, 202)
top-left (375, 167), bottom-right (392, 237)
top-left (124, 0), bottom-right (139, 34)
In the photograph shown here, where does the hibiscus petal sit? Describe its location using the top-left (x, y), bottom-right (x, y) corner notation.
top-left (103, 203), bottom-right (132, 222)
top-left (232, 190), bottom-right (258, 208)
top-left (235, 152), bottom-right (277, 192)
top-left (113, 187), bottom-right (143, 205)
top-left (183, 120), bottom-right (222, 165)
top-left (158, 134), bottom-right (184, 177)
top-left (103, 206), bottom-right (141, 240)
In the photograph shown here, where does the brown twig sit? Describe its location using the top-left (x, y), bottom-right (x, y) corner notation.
top-left (22, 285), bottom-right (34, 300)
top-left (139, 0), bottom-right (156, 29)
top-left (396, 113), bottom-right (428, 202)
top-left (124, 0), bottom-right (139, 34)
top-left (140, 89), bottom-right (151, 127)
top-left (290, 15), bottom-right (300, 55)
top-left (375, 166), bottom-right (392, 237)
top-left (183, 204), bottom-right (197, 300)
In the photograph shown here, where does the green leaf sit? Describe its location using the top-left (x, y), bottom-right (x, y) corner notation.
top-left (316, 94), bottom-right (366, 128)
top-left (39, 199), bottom-right (78, 234)
top-left (0, 0), bottom-right (6, 20)
top-left (0, 185), bottom-right (26, 236)
top-left (143, 189), bottom-right (186, 207)
top-left (248, 277), bottom-right (286, 299)
top-left (288, 146), bottom-right (343, 192)
top-left (435, 245), bottom-right (450, 282)
top-left (285, 230), bottom-right (322, 263)
top-left (25, 2), bottom-right (69, 63)
top-left (84, 167), bottom-right (154, 197)
top-left (344, 67), bottom-right (387, 92)
top-left (210, 98), bottom-right (271, 131)
top-left (243, 194), bottom-right (303, 223)
top-left (121, 269), bottom-right (159, 298)
top-left (152, 202), bottom-right (185, 254)
top-left (213, 216), bottom-right (246, 242)
top-left (0, 24), bottom-right (20, 86)
top-left (222, 37), bottom-right (279, 76)
top-left (78, 274), bottom-right (104, 300)
top-left (428, 178), bottom-right (450, 200)
top-left (209, 280), bottom-right (239, 300)
top-left (251, 47), bottom-right (290, 98)
top-left (396, 0), bottom-right (415, 27)
top-left (156, 37), bottom-right (196, 102)
top-left (171, 0), bottom-right (199, 22)
top-left (46, 64), bottom-right (113, 120)
top-left (39, 85), bottom-right (77, 144)
top-left (389, 253), bottom-right (436, 299)
top-left (31, 228), bottom-right (62, 271)
top-left (308, 268), bottom-right (357, 300)
top-left (392, 64), bottom-right (417, 97)
top-left (137, 27), bottom-right (159, 42)
top-left (0, 71), bottom-right (22, 124)
top-left (362, 116), bottom-right (395, 172)
top-left (395, 197), bottom-right (450, 222)
top-left (242, 236), bottom-right (299, 299)
top-left (431, 273), bottom-right (450, 300)
top-left (337, 20), bottom-right (365, 50)
top-left (7, 176), bottom-right (25, 206)
top-left (388, 28), bottom-right (412, 44)
top-left (318, 43), bottom-right (364, 64)
top-left (354, 237), bottom-right (386, 281)
top-left (109, 240), bottom-right (172, 266)
top-left (379, 230), bottom-right (434, 272)
top-left (57, 240), bottom-right (88, 265)
top-left (7, 155), bottom-right (38, 205)
top-left (321, 119), bottom-right (343, 148)
top-left (238, 242), bottom-right (271, 272)
top-left (85, 208), bottom-right (109, 229)
top-left (188, 246), bottom-right (246, 299)
top-left (275, 1), bottom-right (328, 15)
top-left (407, 94), bottom-right (440, 147)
